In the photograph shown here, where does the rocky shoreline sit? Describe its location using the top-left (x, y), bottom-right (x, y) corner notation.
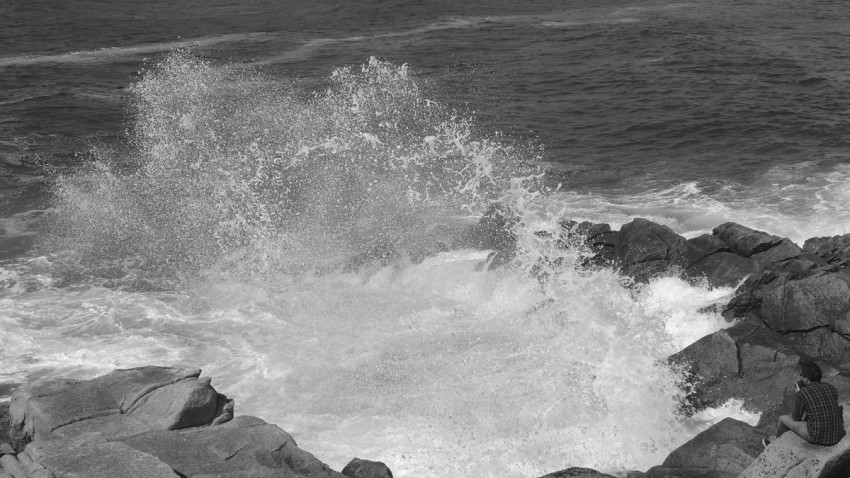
top-left (2, 216), bottom-right (850, 477)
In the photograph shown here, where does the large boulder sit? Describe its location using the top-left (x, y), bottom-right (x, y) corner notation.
top-left (24, 416), bottom-right (347, 478)
top-left (645, 418), bottom-right (764, 478)
top-left (683, 233), bottom-right (760, 289)
top-left (784, 328), bottom-right (850, 367)
top-left (115, 415), bottom-right (344, 478)
top-left (760, 272), bottom-right (850, 334)
top-left (671, 322), bottom-right (803, 417)
top-left (685, 251), bottom-right (760, 288)
top-left (721, 267), bottom-right (850, 369)
top-left (536, 468), bottom-right (616, 478)
top-left (713, 223), bottom-right (785, 258)
top-left (565, 219), bottom-right (783, 288)
top-left (749, 239), bottom-right (803, 269)
top-left (10, 366), bottom-right (232, 444)
top-left (804, 234), bottom-right (850, 270)
top-left (342, 458), bottom-right (394, 478)
top-left (722, 271), bottom-right (791, 321)
top-left (5, 368), bottom-right (393, 478)
top-left (612, 219), bottom-right (698, 282)
top-left (549, 218), bottom-right (812, 289)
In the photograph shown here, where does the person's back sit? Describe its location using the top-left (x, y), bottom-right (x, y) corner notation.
top-left (797, 381), bottom-right (845, 446)
top-left (764, 361), bottom-right (846, 449)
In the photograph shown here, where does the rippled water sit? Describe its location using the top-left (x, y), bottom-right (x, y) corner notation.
top-left (0, 0), bottom-right (847, 476)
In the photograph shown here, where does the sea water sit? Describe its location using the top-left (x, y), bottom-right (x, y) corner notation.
top-left (1, 0), bottom-right (848, 476)
top-left (1, 54), bottom-right (754, 476)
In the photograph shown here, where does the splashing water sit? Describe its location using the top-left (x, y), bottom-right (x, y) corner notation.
top-left (1, 53), bottom-right (752, 477)
top-left (45, 53), bottom-right (534, 281)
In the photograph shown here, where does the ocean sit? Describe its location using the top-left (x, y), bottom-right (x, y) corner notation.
top-left (0, 0), bottom-right (848, 476)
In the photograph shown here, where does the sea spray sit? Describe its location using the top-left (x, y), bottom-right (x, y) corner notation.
top-left (44, 52), bottom-right (538, 284)
top-left (3, 53), bottom-right (752, 477)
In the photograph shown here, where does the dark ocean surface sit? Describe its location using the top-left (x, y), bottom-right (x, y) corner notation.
top-left (1, 0), bottom-right (849, 476)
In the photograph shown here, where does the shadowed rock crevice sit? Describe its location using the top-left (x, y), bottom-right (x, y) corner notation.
top-left (732, 325), bottom-right (761, 379)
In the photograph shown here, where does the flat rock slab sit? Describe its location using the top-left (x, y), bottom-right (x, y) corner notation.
top-left (27, 440), bottom-right (179, 478)
top-left (740, 431), bottom-right (850, 478)
top-left (10, 366), bottom-right (222, 443)
top-left (118, 416), bottom-right (337, 477)
top-left (21, 416), bottom-right (344, 478)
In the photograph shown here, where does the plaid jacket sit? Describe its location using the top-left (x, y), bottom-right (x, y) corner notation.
top-left (794, 381), bottom-right (846, 446)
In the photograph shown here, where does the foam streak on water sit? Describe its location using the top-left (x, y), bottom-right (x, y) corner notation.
top-left (0, 33), bottom-right (274, 67)
top-left (0, 54), bottom-right (753, 477)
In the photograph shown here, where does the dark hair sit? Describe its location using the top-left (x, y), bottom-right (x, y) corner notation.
top-left (800, 362), bottom-right (822, 382)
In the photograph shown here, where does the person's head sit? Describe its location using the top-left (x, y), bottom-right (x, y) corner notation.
top-left (800, 361), bottom-right (822, 383)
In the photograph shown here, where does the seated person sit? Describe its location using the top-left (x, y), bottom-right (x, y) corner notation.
top-left (764, 361), bottom-right (846, 447)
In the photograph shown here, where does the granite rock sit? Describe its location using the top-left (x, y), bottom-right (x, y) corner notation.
top-left (341, 458), bottom-right (394, 478)
top-left (739, 429), bottom-right (850, 478)
top-left (671, 322), bottom-right (803, 415)
top-left (12, 369), bottom-right (356, 478)
top-left (803, 234), bottom-right (850, 270)
top-left (760, 272), bottom-right (850, 335)
top-left (612, 218), bottom-right (697, 282)
top-left (536, 467), bottom-right (617, 478)
top-left (26, 438), bottom-right (179, 478)
top-left (645, 418), bottom-right (764, 478)
top-left (713, 223), bottom-right (784, 258)
top-left (10, 366), bottom-right (231, 444)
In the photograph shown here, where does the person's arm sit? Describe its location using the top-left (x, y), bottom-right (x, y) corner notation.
top-left (792, 391), bottom-right (806, 421)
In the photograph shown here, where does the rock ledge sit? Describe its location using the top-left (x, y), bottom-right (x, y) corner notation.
top-left (0, 366), bottom-right (389, 478)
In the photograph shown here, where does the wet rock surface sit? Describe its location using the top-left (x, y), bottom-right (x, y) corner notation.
top-left (645, 418), bottom-right (765, 478)
top-left (554, 217), bottom-right (850, 476)
top-left (2, 367), bottom-right (370, 478)
top-left (341, 458), bottom-right (394, 478)
top-left (5, 217), bottom-right (850, 478)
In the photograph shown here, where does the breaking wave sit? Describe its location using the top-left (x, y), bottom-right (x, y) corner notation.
top-left (3, 53), bottom-right (752, 476)
top-left (45, 52), bottom-right (538, 285)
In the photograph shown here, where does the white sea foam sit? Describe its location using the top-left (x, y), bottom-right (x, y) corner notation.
top-left (633, 276), bottom-right (739, 353)
top-left (548, 161), bottom-right (850, 244)
top-left (256, 10), bottom-right (645, 65)
top-left (0, 243), bottom-right (743, 475)
top-left (254, 19), bottom-right (476, 65)
top-left (0, 33), bottom-right (272, 67)
top-left (687, 398), bottom-right (761, 431)
top-left (0, 209), bottom-right (46, 238)
top-left (4, 54), bottom-right (778, 477)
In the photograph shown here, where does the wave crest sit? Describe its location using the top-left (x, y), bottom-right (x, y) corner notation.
top-left (45, 53), bottom-right (538, 283)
